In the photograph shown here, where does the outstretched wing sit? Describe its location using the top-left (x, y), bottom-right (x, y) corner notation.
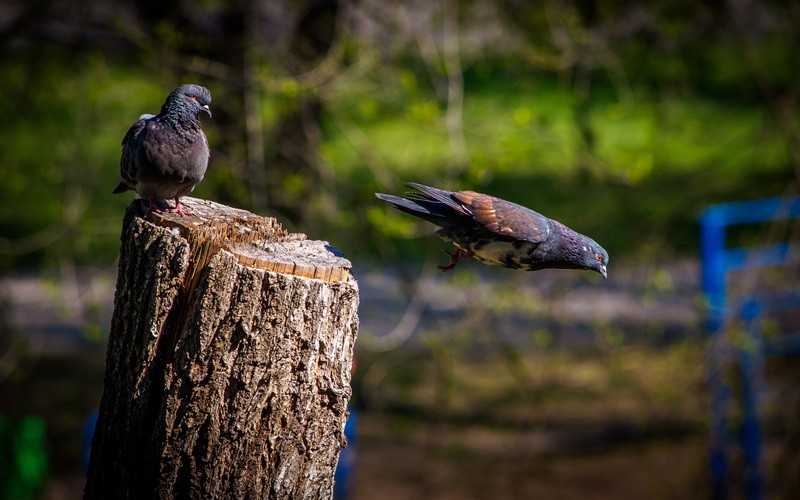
top-left (450, 190), bottom-right (551, 244)
top-left (379, 182), bottom-right (553, 245)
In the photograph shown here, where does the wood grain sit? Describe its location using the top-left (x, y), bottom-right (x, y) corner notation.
top-left (85, 198), bottom-right (359, 499)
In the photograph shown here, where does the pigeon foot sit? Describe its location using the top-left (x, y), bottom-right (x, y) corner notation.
top-left (139, 199), bottom-right (171, 217)
top-left (437, 248), bottom-right (472, 272)
top-left (171, 198), bottom-right (193, 217)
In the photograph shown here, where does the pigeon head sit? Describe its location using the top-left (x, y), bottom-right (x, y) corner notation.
top-left (580, 238), bottom-right (609, 279)
top-left (162, 84), bottom-right (212, 119)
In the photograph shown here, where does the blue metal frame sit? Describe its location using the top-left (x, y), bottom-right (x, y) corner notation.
top-left (701, 195), bottom-right (800, 500)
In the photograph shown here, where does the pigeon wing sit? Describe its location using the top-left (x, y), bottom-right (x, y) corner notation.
top-left (114, 114), bottom-right (153, 194)
top-left (451, 191), bottom-right (551, 244)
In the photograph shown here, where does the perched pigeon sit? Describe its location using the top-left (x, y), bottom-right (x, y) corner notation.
top-left (375, 182), bottom-right (609, 278)
top-left (113, 84), bottom-right (212, 216)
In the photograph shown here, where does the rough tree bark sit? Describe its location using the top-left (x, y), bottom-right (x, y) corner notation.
top-left (84, 197), bottom-right (359, 499)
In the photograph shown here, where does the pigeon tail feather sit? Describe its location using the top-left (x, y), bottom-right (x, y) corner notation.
top-left (375, 192), bottom-right (452, 225)
top-left (403, 182), bottom-right (476, 218)
top-left (112, 182), bottom-right (131, 194)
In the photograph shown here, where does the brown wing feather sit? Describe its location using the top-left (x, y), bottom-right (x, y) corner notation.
top-left (451, 191), bottom-right (552, 244)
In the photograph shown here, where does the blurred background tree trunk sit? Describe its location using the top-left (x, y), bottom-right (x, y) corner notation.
top-left (266, 0), bottom-right (341, 233)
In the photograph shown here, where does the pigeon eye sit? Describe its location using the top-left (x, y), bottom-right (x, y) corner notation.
top-left (192, 96), bottom-right (198, 102)
top-left (596, 254), bottom-right (603, 262)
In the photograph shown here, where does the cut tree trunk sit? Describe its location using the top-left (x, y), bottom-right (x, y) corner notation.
top-left (84, 197), bottom-right (359, 499)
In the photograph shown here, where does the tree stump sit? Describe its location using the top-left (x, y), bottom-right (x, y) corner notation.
top-left (84, 197), bottom-right (359, 499)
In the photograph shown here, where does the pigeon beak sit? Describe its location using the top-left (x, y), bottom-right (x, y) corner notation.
top-left (600, 265), bottom-right (607, 280)
top-left (202, 105), bottom-right (212, 118)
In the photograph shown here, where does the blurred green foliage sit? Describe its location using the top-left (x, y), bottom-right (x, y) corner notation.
top-left (321, 62), bottom-right (795, 261)
top-left (0, 50), bottom-right (169, 268)
top-left (0, 415), bottom-right (48, 499)
top-left (0, 2), bottom-right (797, 270)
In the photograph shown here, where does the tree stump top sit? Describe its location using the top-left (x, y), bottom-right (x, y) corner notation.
top-left (145, 196), bottom-right (351, 283)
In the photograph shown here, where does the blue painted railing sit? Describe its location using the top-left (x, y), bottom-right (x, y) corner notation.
top-left (701, 195), bottom-right (800, 500)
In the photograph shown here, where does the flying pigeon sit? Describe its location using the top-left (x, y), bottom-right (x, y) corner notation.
top-left (113, 84), bottom-right (212, 216)
top-left (375, 182), bottom-right (609, 278)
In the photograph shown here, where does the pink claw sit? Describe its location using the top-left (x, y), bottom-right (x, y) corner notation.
top-left (142, 199), bottom-right (166, 217)
top-left (171, 198), bottom-right (193, 217)
top-left (437, 248), bottom-right (469, 272)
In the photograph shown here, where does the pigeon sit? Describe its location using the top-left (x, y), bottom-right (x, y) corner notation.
top-left (375, 182), bottom-right (609, 278)
top-left (113, 84), bottom-right (212, 216)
